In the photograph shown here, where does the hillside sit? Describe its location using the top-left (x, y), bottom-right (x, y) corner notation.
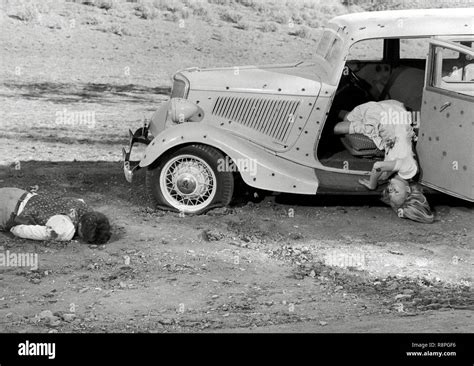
top-left (0, 0), bottom-right (470, 163)
top-left (1, 0), bottom-right (468, 85)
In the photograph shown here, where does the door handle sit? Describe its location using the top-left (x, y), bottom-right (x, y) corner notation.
top-left (439, 102), bottom-right (452, 112)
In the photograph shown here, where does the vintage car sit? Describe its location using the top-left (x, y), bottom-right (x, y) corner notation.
top-left (123, 8), bottom-right (474, 214)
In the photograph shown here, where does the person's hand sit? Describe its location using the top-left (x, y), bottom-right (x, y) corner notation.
top-left (50, 230), bottom-right (58, 239)
top-left (46, 226), bottom-right (58, 239)
top-left (359, 179), bottom-right (375, 190)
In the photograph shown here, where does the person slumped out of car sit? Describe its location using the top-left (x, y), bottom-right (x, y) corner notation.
top-left (334, 100), bottom-right (434, 224)
top-left (0, 187), bottom-right (111, 243)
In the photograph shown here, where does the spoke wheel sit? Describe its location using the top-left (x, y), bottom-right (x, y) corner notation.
top-left (146, 145), bottom-right (234, 214)
top-left (160, 155), bottom-right (217, 212)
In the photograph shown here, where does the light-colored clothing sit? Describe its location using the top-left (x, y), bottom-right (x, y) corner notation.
top-left (0, 187), bottom-right (27, 230)
top-left (346, 99), bottom-right (418, 180)
top-left (10, 224), bottom-right (54, 241)
top-left (346, 100), bottom-right (411, 150)
top-left (346, 100), bottom-right (418, 180)
top-left (11, 215), bottom-right (75, 241)
top-left (17, 193), bottom-right (36, 215)
top-left (381, 119), bottom-right (418, 180)
top-left (47, 215), bottom-right (75, 240)
top-left (386, 135), bottom-right (418, 179)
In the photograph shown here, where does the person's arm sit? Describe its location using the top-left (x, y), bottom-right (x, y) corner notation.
top-left (10, 225), bottom-right (58, 241)
top-left (359, 160), bottom-right (397, 190)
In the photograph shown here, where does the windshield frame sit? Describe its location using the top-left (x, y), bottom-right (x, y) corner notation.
top-left (314, 26), bottom-right (346, 86)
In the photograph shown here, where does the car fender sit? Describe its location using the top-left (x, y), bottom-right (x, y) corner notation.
top-left (140, 123), bottom-right (319, 194)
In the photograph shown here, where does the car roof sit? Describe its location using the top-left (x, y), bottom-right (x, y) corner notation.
top-left (329, 8), bottom-right (474, 42)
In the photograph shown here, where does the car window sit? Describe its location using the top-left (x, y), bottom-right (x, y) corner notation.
top-left (439, 48), bottom-right (474, 83)
top-left (347, 39), bottom-right (383, 61)
top-left (431, 45), bottom-right (474, 97)
top-left (401, 39), bottom-right (471, 60)
top-left (400, 38), bottom-right (430, 59)
top-left (440, 48), bottom-right (461, 62)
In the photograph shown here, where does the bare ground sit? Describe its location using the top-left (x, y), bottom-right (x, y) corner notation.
top-left (0, 1), bottom-right (473, 333)
top-left (0, 162), bottom-right (472, 333)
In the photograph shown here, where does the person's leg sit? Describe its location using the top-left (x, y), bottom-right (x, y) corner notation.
top-left (0, 188), bottom-right (28, 230)
top-left (333, 121), bottom-right (351, 135)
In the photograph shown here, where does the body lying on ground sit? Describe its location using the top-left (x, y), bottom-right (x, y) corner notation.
top-left (0, 187), bottom-right (111, 243)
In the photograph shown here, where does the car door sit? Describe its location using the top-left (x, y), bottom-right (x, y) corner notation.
top-left (417, 37), bottom-right (473, 202)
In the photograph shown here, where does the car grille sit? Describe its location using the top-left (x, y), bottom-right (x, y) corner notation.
top-left (211, 96), bottom-right (301, 144)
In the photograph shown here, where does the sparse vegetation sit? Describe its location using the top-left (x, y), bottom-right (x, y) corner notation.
top-left (306, 19), bottom-right (321, 29)
top-left (4, 0), bottom-right (468, 31)
top-left (235, 0), bottom-right (267, 12)
top-left (258, 21), bottom-right (278, 33)
top-left (289, 13), bottom-right (304, 25)
top-left (79, 0), bottom-right (116, 10)
top-left (191, 4), bottom-right (209, 17)
top-left (178, 7), bottom-right (191, 19)
top-left (134, 3), bottom-right (160, 19)
top-left (152, 0), bottom-right (188, 14)
top-left (289, 25), bottom-right (312, 39)
top-left (220, 9), bottom-right (243, 23)
top-left (207, 0), bottom-right (233, 5)
top-left (272, 12), bottom-right (289, 25)
top-left (235, 20), bottom-right (251, 30)
top-left (7, 3), bottom-right (41, 22)
top-left (82, 15), bottom-right (102, 25)
top-left (95, 0), bottom-right (115, 10)
top-left (103, 24), bottom-right (133, 36)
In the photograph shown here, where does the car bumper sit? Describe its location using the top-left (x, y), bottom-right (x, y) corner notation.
top-left (122, 126), bottom-right (151, 183)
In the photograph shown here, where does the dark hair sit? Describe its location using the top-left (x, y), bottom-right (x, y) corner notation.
top-left (79, 211), bottom-right (111, 244)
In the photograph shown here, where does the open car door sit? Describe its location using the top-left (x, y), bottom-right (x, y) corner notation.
top-left (417, 37), bottom-right (473, 202)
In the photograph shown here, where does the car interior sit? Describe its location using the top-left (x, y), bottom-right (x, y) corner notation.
top-left (317, 37), bottom-right (473, 172)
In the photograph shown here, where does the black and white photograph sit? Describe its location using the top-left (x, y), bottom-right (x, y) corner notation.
top-left (0, 0), bottom-right (473, 362)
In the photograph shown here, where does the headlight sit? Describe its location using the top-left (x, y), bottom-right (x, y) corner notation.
top-left (168, 99), bottom-right (203, 123)
top-left (171, 73), bottom-right (190, 99)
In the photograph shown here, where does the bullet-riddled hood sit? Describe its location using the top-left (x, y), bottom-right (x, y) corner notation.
top-left (179, 62), bottom-right (324, 97)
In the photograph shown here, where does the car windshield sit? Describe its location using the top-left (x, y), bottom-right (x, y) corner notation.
top-left (315, 28), bottom-right (344, 84)
top-left (316, 29), bottom-right (344, 65)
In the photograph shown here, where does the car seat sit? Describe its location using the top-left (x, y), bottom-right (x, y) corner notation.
top-left (340, 133), bottom-right (384, 157)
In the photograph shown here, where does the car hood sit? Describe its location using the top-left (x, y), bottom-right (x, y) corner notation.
top-left (179, 62), bottom-right (324, 97)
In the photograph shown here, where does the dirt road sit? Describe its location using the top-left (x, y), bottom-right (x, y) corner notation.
top-left (0, 162), bottom-right (472, 333)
